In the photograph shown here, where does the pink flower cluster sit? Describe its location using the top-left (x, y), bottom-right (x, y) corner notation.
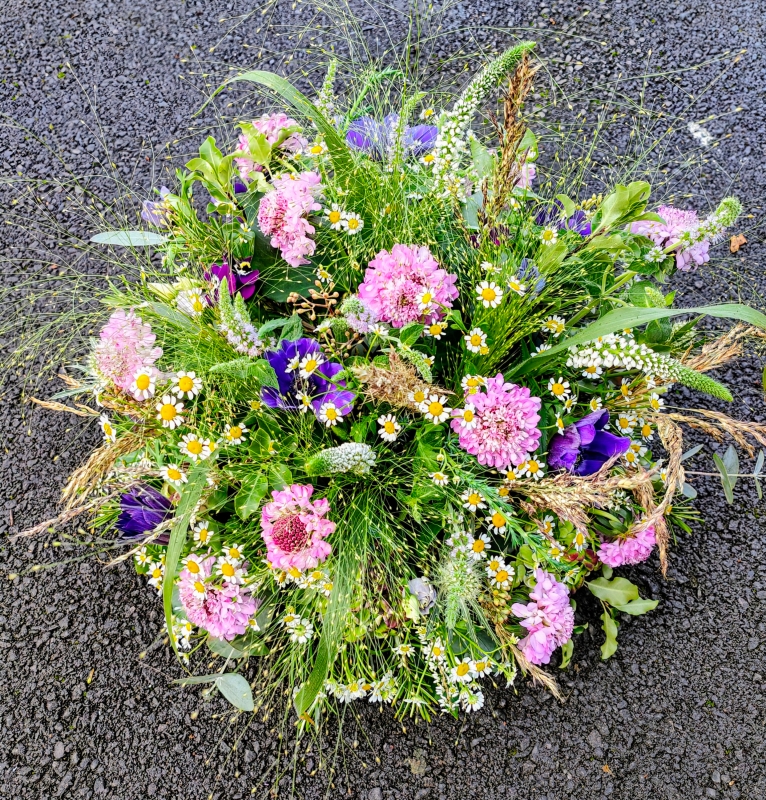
top-left (93, 309), bottom-right (162, 392)
top-left (234, 113), bottom-right (306, 180)
top-left (178, 556), bottom-right (258, 641)
top-left (512, 568), bottom-right (574, 665)
top-left (261, 484), bottom-right (335, 571)
top-left (258, 172), bottom-right (322, 267)
top-left (451, 374), bottom-right (541, 469)
top-left (515, 161), bottom-right (536, 190)
top-left (598, 525), bottom-right (656, 568)
top-left (631, 205), bottom-right (709, 271)
top-left (357, 244), bottom-right (459, 328)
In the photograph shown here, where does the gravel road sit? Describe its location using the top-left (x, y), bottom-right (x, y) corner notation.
top-left (1, 1), bottom-right (765, 798)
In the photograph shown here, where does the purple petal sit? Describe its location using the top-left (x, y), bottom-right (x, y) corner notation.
top-left (574, 458), bottom-right (607, 476)
top-left (404, 124), bottom-right (438, 156)
top-left (346, 116), bottom-right (386, 158)
top-left (547, 426), bottom-right (581, 471)
top-left (585, 430), bottom-right (631, 460)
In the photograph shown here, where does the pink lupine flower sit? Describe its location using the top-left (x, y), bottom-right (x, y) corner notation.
top-left (357, 244), bottom-right (459, 328)
top-left (178, 555), bottom-right (259, 641)
top-left (93, 309), bottom-right (162, 392)
top-left (452, 374), bottom-right (542, 469)
top-left (260, 484), bottom-right (335, 571)
top-left (630, 205), bottom-right (710, 272)
top-left (257, 172), bottom-right (322, 267)
top-left (512, 568), bottom-right (574, 665)
top-left (597, 525), bottom-right (656, 568)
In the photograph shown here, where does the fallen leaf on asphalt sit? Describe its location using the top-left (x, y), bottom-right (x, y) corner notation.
top-left (730, 233), bottom-right (747, 253)
top-left (602, 764), bottom-right (612, 774)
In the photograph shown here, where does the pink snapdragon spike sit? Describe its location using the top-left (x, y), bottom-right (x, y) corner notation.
top-left (597, 525), bottom-right (656, 568)
top-left (257, 172), bottom-right (323, 267)
top-left (178, 556), bottom-right (259, 641)
top-left (357, 244), bottom-right (459, 328)
top-left (261, 484), bottom-right (335, 571)
top-left (511, 568), bottom-right (574, 665)
top-left (451, 374), bottom-right (542, 469)
top-left (630, 205), bottom-right (710, 271)
top-left (93, 309), bottom-right (162, 392)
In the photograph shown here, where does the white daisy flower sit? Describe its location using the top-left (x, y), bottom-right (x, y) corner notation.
top-left (299, 351), bottom-right (325, 379)
top-left (192, 521), bottom-right (214, 546)
top-left (377, 413), bottom-right (401, 442)
top-left (464, 327), bottom-right (488, 354)
top-left (540, 515), bottom-right (556, 536)
top-left (342, 211), bottom-right (364, 235)
top-left (476, 281), bottom-right (504, 309)
top-left (147, 562), bottom-right (165, 591)
top-left (318, 402), bottom-right (343, 427)
top-left (461, 490), bottom-right (486, 512)
top-left (130, 366), bottom-right (157, 401)
top-left (425, 321), bottom-right (446, 339)
top-left (396, 643), bottom-right (414, 657)
top-left (306, 141), bottom-right (328, 157)
top-left (519, 458), bottom-right (545, 481)
top-left (408, 387), bottom-right (428, 406)
top-left (460, 688), bottom-right (485, 712)
top-left (473, 659), bottom-right (494, 678)
top-left (156, 395), bottom-right (185, 429)
top-left (452, 404), bottom-right (477, 429)
top-left (486, 510), bottom-right (508, 534)
top-left (469, 533), bottom-right (491, 560)
top-left (223, 542), bottom-right (245, 564)
top-left (540, 226), bottom-right (558, 246)
top-left (161, 464), bottom-right (187, 487)
top-left (223, 422), bottom-right (248, 444)
top-left (450, 658), bottom-right (477, 684)
top-left (589, 396), bottom-right (603, 412)
top-left (420, 151), bottom-right (436, 167)
top-left (176, 288), bottom-right (206, 318)
top-left (178, 433), bottom-right (211, 462)
top-left (430, 471), bottom-right (449, 486)
top-left (134, 546), bottom-right (151, 566)
top-left (216, 556), bottom-right (244, 584)
top-left (542, 315), bottom-right (566, 337)
top-left (649, 392), bottom-right (664, 412)
top-left (572, 530), bottom-right (588, 552)
top-left (548, 376), bottom-right (571, 400)
top-left (99, 413), bottom-right (116, 443)
top-left (289, 618), bottom-right (314, 644)
top-left (295, 390), bottom-right (313, 413)
top-left (173, 371), bottom-right (202, 400)
top-left (506, 274), bottom-right (527, 296)
top-left (422, 394), bottom-right (451, 424)
top-left (461, 374), bottom-right (486, 395)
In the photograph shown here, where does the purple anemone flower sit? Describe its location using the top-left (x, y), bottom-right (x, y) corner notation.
top-left (517, 258), bottom-right (546, 296)
top-left (141, 186), bottom-right (172, 227)
top-left (535, 200), bottom-right (592, 237)
top-left (548, 409), bottom-right (630, 476)
top-left (204, 260), bottom-right (260, 301)
top-left (346, 114), bottom-right (437, 161)
top-left (117, 484), bottom-right (173, 541)
top-left (261, 338), bottom-right (355, 422)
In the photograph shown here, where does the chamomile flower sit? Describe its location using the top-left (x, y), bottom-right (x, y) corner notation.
top-left (408, 387), bottom-right (428, 406)
top-left (223, 543), bottom-right (245, 564)
top-left (192, 521), bottom-right (214, 546)
top-left (318, 401), bottom-right (343, 427)
top-left (324, 202), bottom-right (345, 229)
top-left (582, 363), bottom-right (603, 379)
top-left (99, 413), bottom-right (116, 443)
top-left (147, 562), bottom-right (165, 591)
top-left (430, 471), bottom-right (449, 486)
top-left (319, 579), bottom-right (334, 597)
top-left (420, 151), bottom-right (436, 166)
top-left (422, 394), bottom-right (451, 424)
top-left (342, 212), bottom-right (364, 234)
top-left (161, 463), bottom-right (187, 487)
top-left (288, 618), bottom-right (314, 644)
top-left (589, 396), bottom-right (604, 412)
top-left (176, 288), bottom-right (206, 318)
top-left (453, 404), bottom-right (477, 429)
top-left (555, 413), bottom-right (565, 432)
top-left (464, 327), bottom-right (487, 353)
top-left (134, 546), bottom-right (151, 566)
top-left (224, 422), bottom-right (248, 444)
top-left (542, 315), bottom-right (566, 337)
top-left (534, 343), bottom-right (552, 354)
top-left (504, 468), bottom-right (520, 483)
top-left (425, 321), bottom-right (446, 339)
top-left (181, 553), bottom-right (204, 576)
top-left (424, 639), bottom-right (446, 663)
top-left (572, 530), bottom-right (588, 551)
top-left (540, 515), bottom-right (556, 536)
top-left (416, 288), bottom-right (436, 312)
top-left (638, 418), bottom-right (654, 441)
top-left (461, 374), bottom-right (486, 395)
top-left (450, 658), bottom-right (476, 684)
top-left (306, 140), bottom-right (328, 157)
top-left (377, 413), bottom-right (401, 442)
top-left (469, 533), bottom-right (490, 560)
top-left (156, 395), bottom-right (185, 429)
top-left (397, 642), bottom-right (415, 657)
top-left (486, 510), bottom-right (508, 534)
top-left (563, 395), bottom-right (577, 412)
top-left (419, 107), bottom-right (436, 120)
top-left (344, 681), bottom-right (366, 701)
top-left (299, 351), bottom-right (325, 379)
top-left (285, 354), bottom-right (301, 373)
top-left (173, 371), bottom-right (202, 400)
top-left (624, 442), bottom-right (648, 466)
top-left (548, 376), bottom-right (571, 400)
top-left (488, 562), bottom-right (512, 588)
top-left (540, 226), bottom-right (558, 246)
top-left (506, 274), bottom-right (527, 296)
top-left (548, 539), bottom-right (565, 561)
top-left (461, 490), bottom-right (487, 512)
top-left (521, 458), bottom-right (545, 481)
top-left (473, 659), bottom-right (494, 678)
top-left (282, 612), bottom-right (300, 628)
top-left (476, 281), bottom-right (504, 309)
top-left (615, 413), bottom-right (636, 435)
top-left (178, 433), bottom-right (211, 462)
top-left (480, 260), bottom-right (498, 273)
top-left (369, 323), bottom-right (390, 337)
top-left (460, 688), bottom-right (485, 712)
top-left (131, 366), bottom-right (157, 401)
top-left (649, 392), bottom-right (664, 411)
top-left (485, 557), bottom-right (503, 576)
top-left (216, 557), bottom-right (244, 584)
top-left (295, 390), bottom-right (313, 413)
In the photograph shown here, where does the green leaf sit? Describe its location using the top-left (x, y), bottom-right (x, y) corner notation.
top-left (269, 463), bottom-right (292, 490)
top-left (162, 463), bottom-right (210, 652)
top-left (681, 443), bottom-right (704, 462)
top-left (554, 194), bottom-right (576, 218)
top-left (250, 428), bottom-right (271, 456)
top-left (281, 313), bottom-right (304, 341)
top-left (586, 576), bottom-right (639, 606)
top-left (612, 597), bottom-right (659, 616)
top-left (559, 638), bottom-right (574, 669)
top-left (462, 191), bottom-right (483, 230)
top-left (91, 230), bottom-right (168, 247)
top-left (398, 322), bottom-right (423, 346)
top-left (173, 673), bottom-right (221, 686)
top-left (535, 303), bottom-right (766, 359)
top-left (215, 673), bottom-right (254, 712)
top-left (257, 317), bottom-right (291, 338)
top-left (601, 565), bottom-right (613, 580)
top-left (208, 638), bottom-right (244, 659)
top-left (682, 482), bottom-right (698, 500)
top-left (600, 611), bottom-right (619, 660)
top-left (259, 262), bottom-right (316, 303)
top-left (723, 444), bottom-right (740, 492)
top-left (470, 136), bottom-right (494, 179)
top-left (712, 452), bottom-right (735, 504)
top-left (536, 240), bottom-right (567, 271)
top-left (592, 181), bottom-right (651, 231)
top-left (209, 357), bottom-right (278, 387)
top-left (234, 473), bottom-right (268, 520)
top-left (754, 450), bottom-right (764, 500)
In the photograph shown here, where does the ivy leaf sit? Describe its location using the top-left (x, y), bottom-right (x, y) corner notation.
top-left (586, 576), bottom-right (639, 606)
top-left (600, 611), bottom-right (619, 660)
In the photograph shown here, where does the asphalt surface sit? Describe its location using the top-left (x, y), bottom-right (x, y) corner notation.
top-left (1, 1), bottom-right (765, 798)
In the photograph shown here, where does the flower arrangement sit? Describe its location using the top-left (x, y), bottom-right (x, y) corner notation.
top-left (24, 41), bottom-right (766, 723)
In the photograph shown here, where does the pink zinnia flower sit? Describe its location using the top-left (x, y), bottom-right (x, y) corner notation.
top-left (234, 113), bottom-right (306, 180)
top-left (597, 525), bottom-right (656, 568)
top-left (630, 205), bottom-right (710, 272)
top-left (451, 374), bottom-right (541, 469)
top-left (93, 309), bottom-right (162, 392)
top-left (512, 568), bottom-right (574, 665)
top-left (260, 484), bottom-right (335, 571)
top-left (258, 172), bottom-right (322, 267)
top-left (178, 556), bottom-right (259, 641)
top-left (357, 244), bottom-right (459, 328)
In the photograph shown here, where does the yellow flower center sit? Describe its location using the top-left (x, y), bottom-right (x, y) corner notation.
top-left (152, 568), bottom-right (162, 579)
top-left (491, 512), bottom-right (506, 528)
top-left (167, 468), bottom-right (182, 481)
top-left (463, 409), bottom-right (474, 422)
top-left (103, 423), bottom-right (113, 437)
top-left (432, 646), bottom-right (442, 658)
top-left (186, 560), bottom-right (200, 574)
top-left (192, 297), bottom-right (204, 312)
top-left (421, 292), bottom-right (432, 304)
top-left (575, 532), bottom-right (585, 546)
top-left (160, 404), bottom-right (177, 421)
top-left (198, 529), bottom-right (209, 542)
top-left (433, 472), bottom-right (445, 482)
top-left (187, 440), bottom-right (203, 455)
top-left (328, 210), bottom-right (341, 223)
top-left (618, 418), bottom-right (631, 429)
top-left (456, 663), bottom-right (470, 677)
top-left (228, 425), bottom-right (242, 439)
top-left (470, 334), bottom-right (482, 347)
top-left (427, 401), bottom-right (444, 417)
top-left (136, 374), bottom-right (151, 391)
top-left (178, 376), bottom-right (194, 393)
top-left (194, 580), bottom-right (205, 593)
top-left (311, 144), bottom-right (324, 154)
top-left (495, 569), bottom-right (509, 583)
top-left (542, 229), bottom-right (555, 241)
top-left (229, 547), bottom-right (241, 559)
top-left (651, 398), bottom-right (660, 409)
top-left (472, 539), bottom-right (485, 553)
top-left (528, 461), bottom-right (539, 474)
top-left (488, 560), bottom-right (500, 572)
top-left (552, 383), bottom-right (565, 396)
top-left (325, 407), bottom-right (338, 421)
top-left (499, 486), bottom-right (509, 497)
top-left (481, 287), bottom-right (497, 303)
top-left (347, 218), bottom-right (359, 230)
top-left (429, 324), bottom-right (442, 336)
top-left (221, 562), bottom-right (235, 577)
top-left (303, 358), bottom-right (318, 373)
top-left (585, 366), bottom-right (598, 375)
top-left (467, 493), bottom-right (481, 506)
top-left (384, 421), bottom-right (396, 434)
top-left (423, 153), bottom-right (434, 163)
top-left (641, 424), bottom-right (651, 437)
top-left (413, 390), bottom-right (426, 403)
top-left (475, 661), bottom-right (487, 672)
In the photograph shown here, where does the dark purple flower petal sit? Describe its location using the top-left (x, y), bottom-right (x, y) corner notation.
top-left (547, 425), bottom-right (581, 471)
top-left (585, 430), bottom-right (631, 460)
top-left (566, 210), bottom-right (591, 236)
top-left (311, 388), bottom-right (355, 419)
top-left (117, 485), bottom-right (173, 540)
top-left (310, 360), bottom-right (344, 395)
top-left (141, 186), bottom-right (172, 226)
top-left (404, 124), bottom-right (438, 156)
top-left (204, 260), bottom-right (259, 301)
top-left (346, 116), bottom-right (386, 158)
top-left (549, 409), bottom-right (630, 475)
top-left (574, 458), bottom-right (607, 477)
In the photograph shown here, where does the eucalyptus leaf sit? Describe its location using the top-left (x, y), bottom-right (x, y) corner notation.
top-left (215, 673), bottom-right (254, 712)
top-left (91, 230), bottom-right (168, 247)
top-left (208, 638), bottom-right (244, 659)
top-left (682, 482), bottom-right (698, 500)
top-left (586, 576), bottom-right (639, 606)
top-left (173, 673), bottom-right (221, 686)
top-left (712, 453), bottom-right (734, 504)
top-left (723, 444), bottom-right (740, 493)
top-left (681, 443), bottom-right (704, 462)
